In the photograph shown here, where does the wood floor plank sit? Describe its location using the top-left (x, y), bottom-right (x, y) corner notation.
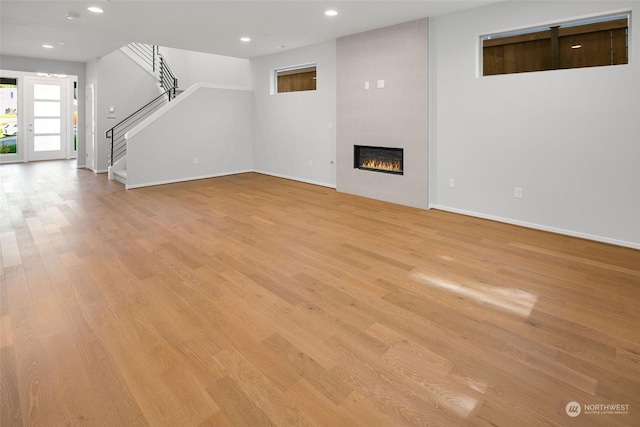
top-left (159, 363), bottom-right (221, 425)
top-left (1, 161), bottom-right (638, 426)
top-left (0, 346), bottom-right (22, 427)
top-left (0, 231), bottom-right (22, 269)
top-left (213, 347), bottom-right (319, 427)
top-left (206, 375), bottom-right (277, 427)
top-left (0, 315), bottom-right (13, 349)
top-left (262, 333), bottom-right (352, 405)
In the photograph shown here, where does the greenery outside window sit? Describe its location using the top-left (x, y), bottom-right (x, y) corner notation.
top-left (0, 77), bottom-right (18, 155)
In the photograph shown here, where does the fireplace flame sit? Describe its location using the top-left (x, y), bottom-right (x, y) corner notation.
top-left (361, 159), bottom-right (402, 172)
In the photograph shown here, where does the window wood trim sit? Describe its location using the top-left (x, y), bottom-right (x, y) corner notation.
top-left (483, 17), bottom-right (628, 48)
top-left (276, 67), bottom-right (316, 77)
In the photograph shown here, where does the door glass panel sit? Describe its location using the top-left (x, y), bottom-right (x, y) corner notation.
top-left (34, 135), bottom-right (61, 151)
top-left (34, 101), bottom-right (60, 117)
top-left (34, 118), bottom-right (60, 134)
top-left (34, 84), bottom-right (60, 100)
top-left (0, 78), bottom-right (18, 154)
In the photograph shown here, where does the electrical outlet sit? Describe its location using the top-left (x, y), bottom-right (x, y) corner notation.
top-left (515, 187), bottom-right (523, 199)
top-left (194, 157), bottom-right (199, 164)
top-left (448, 178), bottom-right (455, 189)
top-left (377, 79), bottom-right (385, 88)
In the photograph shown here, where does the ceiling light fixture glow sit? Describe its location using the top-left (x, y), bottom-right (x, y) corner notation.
top-left (571, 44), bottom-right (582, 49)
top-left (240, 37), bottom-right (251, 42)
top-left (42, 44), bottom-right (54, 49)
top-left (325, 10), bottom-right (338, 17)
top-left (87, 6), bottom-right (104, 13)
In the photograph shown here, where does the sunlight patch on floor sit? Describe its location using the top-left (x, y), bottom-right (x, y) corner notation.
top-left (426, 386), bottom-right (479, 418)
top-left (411, 271), bottom-right (538, 318)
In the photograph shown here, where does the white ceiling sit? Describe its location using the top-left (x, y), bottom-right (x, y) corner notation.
top-left (1, 1), bottom-right (501, 63)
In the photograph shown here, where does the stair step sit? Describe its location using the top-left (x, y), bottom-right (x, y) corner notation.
top-left (114, 169), bottom-right (127, 185)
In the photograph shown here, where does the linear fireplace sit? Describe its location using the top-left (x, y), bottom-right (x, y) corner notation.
top-left (354, 145), bottom-right (403, 175)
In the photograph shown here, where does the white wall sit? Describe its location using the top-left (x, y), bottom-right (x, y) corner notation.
top-left (159, 47), bottom-right (251, 90)
top-left (125, 85), bottom-right (253, 188)
top-left (251, 41), bottom-right (337, 187)
top-left (95, 49), bottom-right (161, 172)
top-left (431, 1), bottom-right (640, 248)
top-left (85, 59), bottom-right (98, 170)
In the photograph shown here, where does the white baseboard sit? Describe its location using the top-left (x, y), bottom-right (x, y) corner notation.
top-left (432, 205), bottom-right (640, 250)
top-left (253, 170), bottom-right (336, 189)
top-left (95, 169), bottom-right (108, 174)
top-left (125, 170), bottom-right (253, 189)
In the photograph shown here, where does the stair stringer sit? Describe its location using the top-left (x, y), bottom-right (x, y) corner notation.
top-left (108, 155), bottom-right (127, 184)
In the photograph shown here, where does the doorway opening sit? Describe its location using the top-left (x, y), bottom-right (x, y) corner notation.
top-left (0, 72), bottom-right (77, 164)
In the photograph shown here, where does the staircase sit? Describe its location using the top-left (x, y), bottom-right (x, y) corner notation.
top-left (107, 43), bottom-right (178, 186)
top-left (114, 169), bottom-right (127, 185)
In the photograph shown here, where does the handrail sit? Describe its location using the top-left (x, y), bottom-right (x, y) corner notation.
top-left (124, 43), bottom-right (155, 71)
top-left (108, 43), bottom-right (178, 166)
top-left (107, 88), bottom-right (175, 166)
top-left (159, 56), bottom-right (178, 98)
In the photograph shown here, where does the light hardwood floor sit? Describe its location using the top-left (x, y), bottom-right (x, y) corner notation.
top-left (1, 160), bottom-right (639, 426)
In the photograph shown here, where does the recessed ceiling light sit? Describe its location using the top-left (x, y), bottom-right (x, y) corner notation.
top-left (240, 37), bottom-right (251, 42)
top-left (325, 10), bottom-right (338, 17)
top-left (87, 6), bottom-right (104, 14)
top-left (66, 12), bottom-right (79, 20)
top-left (42, 44), bottom-right (54, 49)
top-left (59, 42), bottom-right (65, 45)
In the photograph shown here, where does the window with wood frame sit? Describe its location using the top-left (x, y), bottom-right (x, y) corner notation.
top-left (482, 13), bottom-right (629, 76)
top-left (275, 65), bottom-right (317, 93)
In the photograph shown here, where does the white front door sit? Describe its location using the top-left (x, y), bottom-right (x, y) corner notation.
top-left (26, 77), bottom-right (70, 161)
top-left (85, 83), bottom-right (96, 171)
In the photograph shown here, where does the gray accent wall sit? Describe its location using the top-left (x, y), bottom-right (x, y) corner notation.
top-left (336, 19), bottom-right (429, 209)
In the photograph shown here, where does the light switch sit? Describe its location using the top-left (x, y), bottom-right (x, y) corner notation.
top-left (364, 81), bottom-right (370, 90)
top-left (377, 80), bottom-right (385, 88)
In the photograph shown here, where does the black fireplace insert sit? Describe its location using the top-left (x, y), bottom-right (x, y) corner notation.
top-left (354, 145), bottom-right (403, 175)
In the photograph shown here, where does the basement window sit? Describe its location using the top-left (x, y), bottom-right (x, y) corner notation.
top-left (481, 13), bottom-right (629, 76)
top-left (274, 64), bottom-right (317, 93)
